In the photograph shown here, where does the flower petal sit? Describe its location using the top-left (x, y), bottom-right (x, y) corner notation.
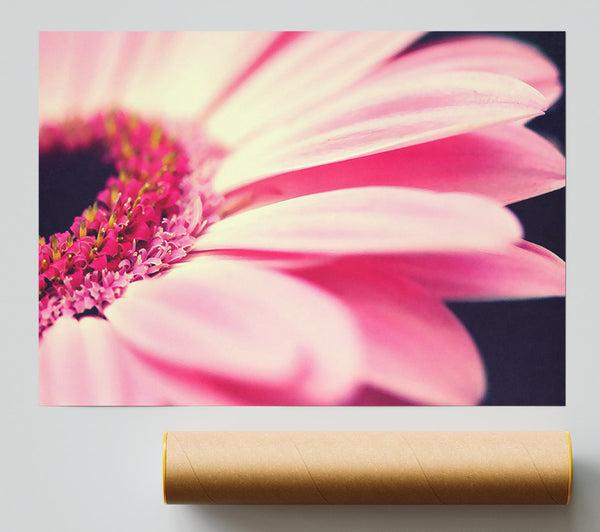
top-left (377, 35), bottom-right (562, 106)
top-left (387, 240), bottom-right (565, 301)
top-left (39, 316), bottom-right (246, 405)
top-left (104, 258), bottom-right (363, 403)
top-left (39, 316), bottom-right (133, 405)
top-left (121, 32), bottom-right (281, 118)
top-left (223, 123), bottom-right (565, 207)
top-left (39, 32), bottom-right (280, 121)
top-left (213, 71), bottom-right (547, 193)
top-left (194, 187), bottom-right (523, 255)
top-left (39, 32), bottom-right (77, 122)
top-left (206, 31), bottom-right (423, 147)
top-left (199, 32), bottom-right (303, 121)
top-left (297, 260), bottom-right (485, 405)
top-left (40, 32), bottom-right (162, 121)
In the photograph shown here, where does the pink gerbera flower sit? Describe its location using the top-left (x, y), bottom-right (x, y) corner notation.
top-left (38, 31), bottom-right (565, 405)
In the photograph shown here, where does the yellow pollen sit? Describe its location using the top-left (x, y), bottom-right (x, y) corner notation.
top-left (39, 236), bottom-right (46, 246)
top-left (85, 202), bottom-right (99, 222)
top-left (110, 185), bottom-right (120, 204)
top-left (96, 226), bottom-right (106, 246)
top-left (128, 115), bottom-right (139, 129)
top-left (151, 125), bottom-right (162, 148)
top-left (50, 235), bottom-right (61, 262)
top-left (79, 219), bottom-right (87, 238)
top-left (107, 211), bottom-right (118, 229)
top-left (121, 141), bottom-right (134, 159)
top-left (130, 199), bottom-right (140, 213)
top-left (138, 182), bottom-right (151, 196)
top-left (162, 152), bottom-right (176, 165)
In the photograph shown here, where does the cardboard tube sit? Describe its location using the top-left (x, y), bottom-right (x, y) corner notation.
top-left (163, 431), bottom-right (572, 505)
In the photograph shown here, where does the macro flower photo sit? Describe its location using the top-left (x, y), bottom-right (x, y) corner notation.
top-left (38, 31), bottom-right (565, 406)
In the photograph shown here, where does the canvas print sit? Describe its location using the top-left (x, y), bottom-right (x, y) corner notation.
top-left (38, 32), bottom-right (565, 405)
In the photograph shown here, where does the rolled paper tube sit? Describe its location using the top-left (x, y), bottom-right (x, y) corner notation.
top-left (163, 431), bottom-right (572, 505)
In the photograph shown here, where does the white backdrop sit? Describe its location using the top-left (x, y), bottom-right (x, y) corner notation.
top-left (3, 2), bottom-right (599, 531)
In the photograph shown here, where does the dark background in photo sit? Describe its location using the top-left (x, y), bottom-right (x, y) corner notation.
top-left (415, 32), bottom-right (565, 405)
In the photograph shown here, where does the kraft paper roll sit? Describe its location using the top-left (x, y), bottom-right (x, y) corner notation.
top-left (163, 432), bottom-right (572, 505)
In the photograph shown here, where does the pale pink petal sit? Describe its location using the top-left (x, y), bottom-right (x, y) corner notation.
top-left (198, 249), bottom-right (334, 270)
top-left (223, 123), bottom-right (565, 207)
top-left (378, 35), bottom-right (562, 106)
top-left (206, 31), bottom-right (423, 147)
top-left (39, 32), bottom-right (281, 121)
top-left (126, 355), bottom-right (356, 406)
top-left (387, 241), bottom-right (565, 301)
top-left (121, 32), bottom-right (281, 118)
top-left (39, 316), bottom-right (132, 405)
top-left (199, 32), bottom-right (303, 121)
top-left (194, 187), bottom-right (522, 255)
top-left (39, 32), bottom-right (76, 122)
top-left (213, 71), bottom-right (547, 193)
top-left (39, 316), bottom-right (246, 405)
top-left (58, 32), bottom-right (130, 117)
top-left (113, 346), bottom-right (260, 407)
top-left (40, 32), bottom-right (156, 122)
top-left (297, 261), bottom-right (485, 405)
top-left (104, 257), bottom-right (363, 403)
top-left (205, 242), bottom-right (565, 303)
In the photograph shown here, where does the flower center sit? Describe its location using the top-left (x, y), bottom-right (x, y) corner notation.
top-left (39, 110), bottom-right (222, 335)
